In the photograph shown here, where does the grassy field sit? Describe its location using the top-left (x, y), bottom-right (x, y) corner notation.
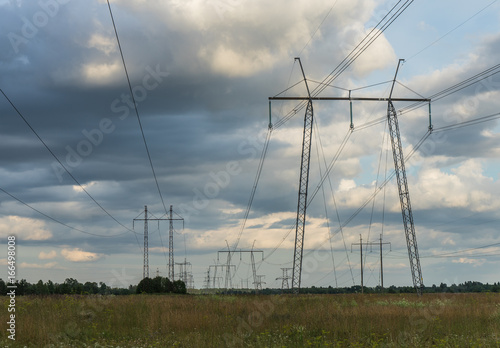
top-left (1, 292), bottom-right (499, 347)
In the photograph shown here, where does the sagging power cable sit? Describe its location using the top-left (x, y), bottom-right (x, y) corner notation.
top-left (0, 88), bottom-right (136, 236)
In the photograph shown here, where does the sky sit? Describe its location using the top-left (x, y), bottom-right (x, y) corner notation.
top-left (0, 0), bottom-right (499, 290)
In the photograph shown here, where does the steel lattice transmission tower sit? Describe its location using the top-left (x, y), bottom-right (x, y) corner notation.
top-left (250, 241), bottom-right (265, 292)
top-left (387, 110), bottom-right (423, 292)
top-left (218, 242), bottom-right (264, 291)
top-left (168, 205), bottom-right (175, 280)
top-left (291, 58), bottom-right (314, 294)
top-left (387, 102), bottom-right (424, 294)
top-left (386, 59), bottom-right (424, 295)
top-left (224, 241), bottom-right (233, 290)
top-left (269, 58), bottom-right (429, 295)
top-left (166, 205), bottom-right (184, 280)
top-left (276, 267), bottom-right (292, 292)
top-left (143, 205), bottom-right (149, 279)
top-left (133, 205), bottom-right (183, 281)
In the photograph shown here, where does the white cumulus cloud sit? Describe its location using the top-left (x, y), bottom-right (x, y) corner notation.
top-left (0, 216), bottom-right (52, 241)
top-left (61, 248), bottom-right (104, 262)
top-left (19, 262), bottom-right (59, 269)
top-left (39, 250), bottom-right (57, 260)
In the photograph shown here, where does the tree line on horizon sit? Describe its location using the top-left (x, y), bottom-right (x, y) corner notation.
top-left (258, 281), bottom-right (500, 295)
top-left (1, 278), bottom-right (499, 295)
top-left (0, 276), bottom-right (186, 296)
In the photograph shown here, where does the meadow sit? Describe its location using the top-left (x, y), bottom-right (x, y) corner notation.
top-left (1, 292), bottom-right (499, 347)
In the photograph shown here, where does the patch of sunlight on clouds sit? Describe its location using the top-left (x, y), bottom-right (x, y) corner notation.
top-left (0, 216), bottom-right (52, 240)
top-left (61, 248), bottom-right (103, 262)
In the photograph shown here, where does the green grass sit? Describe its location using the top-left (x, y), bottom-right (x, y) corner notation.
top-left (1, 293), bottom-right (499, 347)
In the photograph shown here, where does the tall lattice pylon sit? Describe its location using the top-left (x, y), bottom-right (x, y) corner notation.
top-left (387, 101), bottom-right (424, 294)
top-left (292, 100), bottom-right (313, 294)
top-left (168, 205), bottom-right (175, 280)
top-left (133, 205), bottom-right (183, 281)
top-left (269, 58), bottom-right (429, 295)
top-left (143, 205), bottom-right (149, 279)
top-left (386, 59), bottom-right (424, 295)
top-left (292, 58), bottom-right (314, 294)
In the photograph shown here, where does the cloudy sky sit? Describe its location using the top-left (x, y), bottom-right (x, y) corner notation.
top-left (0, 0), bottom-right (499, 290)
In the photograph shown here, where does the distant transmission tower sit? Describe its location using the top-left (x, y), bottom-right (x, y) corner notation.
top-left (217, 242), bottom-right (264, 292)
top-left (143, 206), bottom-right (149, 279)
top-left (208, 264), bottom-right (232, 289)
top-left (133, 205), bottom-right (183, 280)
top-left (363, 234), bottom-right (391, 289)
top-left (205, 268), bottom-right (210, 290)
top-left (351, 235), bottom-right (364, 294)
top-left (133, 205), bottom-right (150, 279)
top-left (276, 267), bottom-right (292, 292)
top-left (251, 241), bottom-right (265, 292)
top-left (176, 259), bottom-right (194, 289)
top-left (168, 205), bottom-right (175, 280)
top-left (167, 205), bottom-right (184, 280)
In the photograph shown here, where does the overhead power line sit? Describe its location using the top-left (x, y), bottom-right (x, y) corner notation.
top-left (351, 64), bottom-right (500, 132)
top-left (273, 0), bottom-right (415, 129)
top-left (314, 120), bottom-right (354, 286)
top-left (230, 129), bottom-right (273, 252)
top-left (0, 186), bottom-right (131, 238)
top-left (386, 242), bottom-right (500, 260)
top-left (301, 130), bottom-right (431, 258)
top-left (0, 88), bottom-right (134, 235)
top-left (297, 0), bottom-right (339, 56)
top-left (106, 0), bottom-right (169, 216)
top-left (266, 61), bottom-right (500, 273)
top-left (406, 0), bottom-right (499, 62)
top-left (273, 61), bottom-right (500, 135)
top-left (319, 0), bottom-right (414, 92)
top-left (423, 242), bottom-right (500, 258)
top-left (433, 111), bottom-right (500, 132)
top-left (106, 1), bottom-right (173, 265)
top-left (294, 110), bottom-right (498, 261)
top-left (401, 63), bottom-right (500, 114)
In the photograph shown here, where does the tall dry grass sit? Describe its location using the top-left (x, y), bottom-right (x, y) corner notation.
top-left (1, 293), bottom-right (499, 347)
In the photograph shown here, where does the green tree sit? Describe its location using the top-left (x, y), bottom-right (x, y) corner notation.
top-left (46, 280), bottom-right (55, 294)
top-left (83, 281), bottom-right (99, 294)
top-left (99, 282), bottom-right (108, 295)
top-left (0, 279), bottom-right (6, 295)
top-left (136, 277), bottom-right (154, 294)
top-left (165, 277), bottom-right (174, 293)
top-left (172, 280), bottom-right (187, 294)
top-left (64, 278), bottom-right (83, 294)
top-left (35, 280), bottom-right (49, 295)
top-left (56, 282), bottom-right (70, 294)
top-left (152, 276), bottom-right (163, 293)
top-left (16, 279), bottom-right (30, 295)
